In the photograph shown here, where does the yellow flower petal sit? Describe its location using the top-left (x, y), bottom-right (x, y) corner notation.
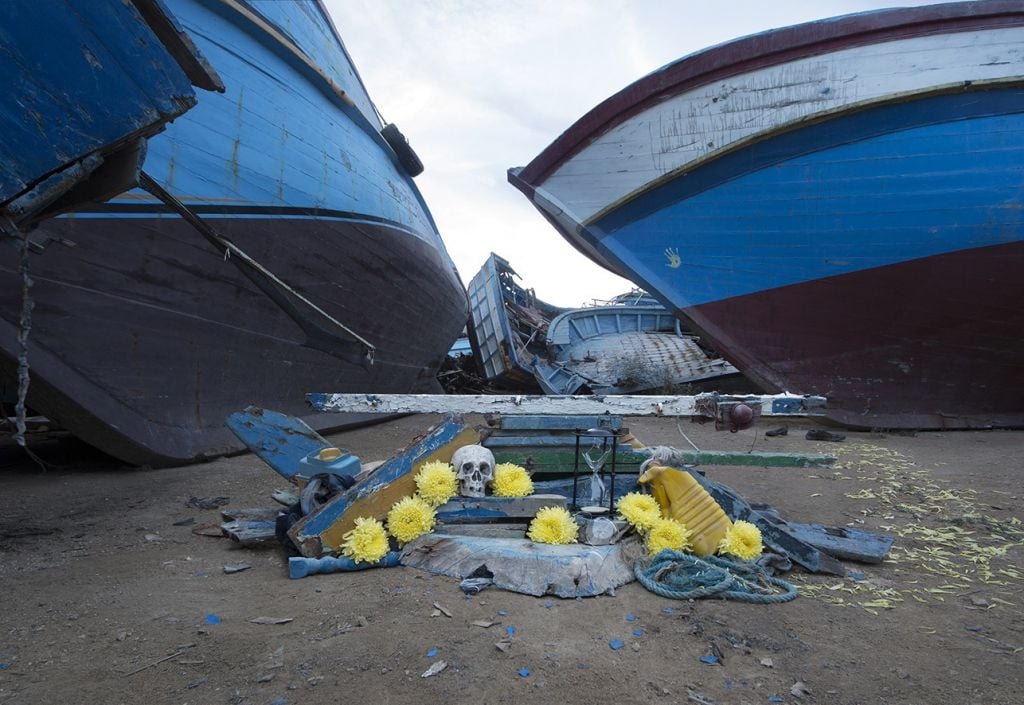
top-left (616, 492), bottom-right (662, 532)
top-left (492, 463), bottom-right (534, 498)
top-left (717, 520), bottom-right (763, 560)
top-left (414, 460), bottom-right (458, 506)
top-left (527, 506), bottom-right (578, 545)
top-left (386, 496), bottom-right (436, 544)
top-left (646, 517), bottom-right (691, 556)
top-left (341, 516), bottom-right (389, 564)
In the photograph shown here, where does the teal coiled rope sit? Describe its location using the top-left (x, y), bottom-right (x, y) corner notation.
top-left (635, 550), bottom-right (799, 604)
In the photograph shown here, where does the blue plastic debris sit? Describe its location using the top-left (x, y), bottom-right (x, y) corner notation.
top-left (426, 648), bottom-right (438, 658)
top-left (633, 628), bottom-right (643, 637)
top-left (626, 614), bottom-right (637, 622)
top-left (662, 607), bottom-right (674, 614)
top-left (768, 697), bottom-right (785, 703)
top-left (699, 655), bottom-right (720, 665)
top-left (848, 571), bottom-right (865, 581)
top-left (204, 614), bottom-right (221, 625)
top-left (0, 663), bottom-right (9, 670)
top-left (609, 639), bottom-right (624, 651)
top-left (545, 600), bottom-right (553, 609)
top-left (498, 610), bottom-right (508, 616)
top-left (965, 626), bottom-right (983, 632)
top-left (518, 668), bottom-right (530, 678)
top-left (506, 625), bottom-right (516, 636)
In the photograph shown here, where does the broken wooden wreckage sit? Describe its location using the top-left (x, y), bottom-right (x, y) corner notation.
top-left (456, 253), bottom-right (740, 396)
top-left (223, 394), bottom-right (892, 597)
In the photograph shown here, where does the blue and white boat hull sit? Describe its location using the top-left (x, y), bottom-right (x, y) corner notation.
top-left (511, 1), bottom-right (1024, 428)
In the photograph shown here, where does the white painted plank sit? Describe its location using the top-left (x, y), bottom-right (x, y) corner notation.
top-left (307, 392), bottom-right (825, 416)
top-left (539, 28), bottom-right (1024, 222)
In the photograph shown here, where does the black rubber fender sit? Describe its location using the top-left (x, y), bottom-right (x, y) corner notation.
top-left (381, 123), bottom-right (424, 177)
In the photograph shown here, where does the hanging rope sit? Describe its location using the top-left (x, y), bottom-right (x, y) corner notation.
top-left (14, 228), bottom-right (34, 448)
top-left (635, 549), bottom-right (798, 604)
top-left (138, 172), bottom-right (377, 361)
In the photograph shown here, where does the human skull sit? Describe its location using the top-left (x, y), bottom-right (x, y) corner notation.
top-left (451, 444), bottom-right (495, 498)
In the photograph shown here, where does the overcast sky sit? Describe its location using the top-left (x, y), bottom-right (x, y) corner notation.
top-left (323, 0), bottom-right (956, 307)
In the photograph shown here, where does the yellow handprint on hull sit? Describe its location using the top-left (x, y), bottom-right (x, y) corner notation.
top-left (664, 247), bottom-right (681, 269)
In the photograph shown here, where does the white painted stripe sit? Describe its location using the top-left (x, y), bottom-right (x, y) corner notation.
top-left (308, 392), bottom-right (825, 416)
top-left (539, 27), bottom-right (1024, 224)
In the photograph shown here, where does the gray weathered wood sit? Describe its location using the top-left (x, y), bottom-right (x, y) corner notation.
top-left (434, 524), bottom-right (528, 539)
top-left (220, 519), bottom-right (277, 546)
top-left (786, 523), bottom-right (894, 563)
top-left (435, 494), bottom-right (566, 523)
top-left (496, 415), bottom-right (623, 431)
top-left (400, 533), bottom-right (639, 598)
top-left (307, 393), bottom-right (826, 416)
top-left (220, 507), bottom-right (281, 522)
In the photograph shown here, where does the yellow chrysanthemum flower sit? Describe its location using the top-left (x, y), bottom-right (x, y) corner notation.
top-left (386, 495), bottom-right (436, 544)
top-left (616, 491), bottom-right (662, 532)
top-left (527, 506), bottom-right (579, 545)
top-left (492, 463), bottom-right (534, 497)
top-left (718, 519), bottom-right (763, 560)
top-left (341, 516), bottom-right (389, 564)
top-left (646, 517), bottom-right (691, 556)
top-left (414, 460), bottom-right (458, 506)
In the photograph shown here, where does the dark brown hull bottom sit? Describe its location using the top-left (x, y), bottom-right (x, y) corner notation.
top-left (0, 215), bottom-right (467, 465)
top-left (686, 241), bottom-right (1024, 429)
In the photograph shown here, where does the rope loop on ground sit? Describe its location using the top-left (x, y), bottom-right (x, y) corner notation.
top-left (635, 549), bottom-right (798, 604)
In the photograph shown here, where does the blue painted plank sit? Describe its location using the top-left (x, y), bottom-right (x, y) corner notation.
top-left (497, 415), bottom-right (623, 431)
top-left (0, 0), bottom-right (198, 202)
top-left (291, 417), bottom-right (476, 555)
top-left (225, 406), bottom-right (329, 480)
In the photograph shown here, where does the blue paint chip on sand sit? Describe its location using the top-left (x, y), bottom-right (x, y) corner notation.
top-left (609, 639), bottom-right (624, 651)
top-left (633, 628), bottom-right (643, 637)
top-left (426, 648), bottom-right (438, 658)
top-left (518, 668), bottom-right (530, 678)
top-left (506, 625), bottom-right (516, 636)
top-left (626, 614), bottom-right (637, 622)
top-left (662, 607), bottom-right (674, 614)
top-left (545, 600), bottom-right (553, 609)
top-left (768, 697), bottom-right (785, 703)
top-left (699, 655), bottom-right (720, 665)
top-left (204, 614), bottom-right (221, 625)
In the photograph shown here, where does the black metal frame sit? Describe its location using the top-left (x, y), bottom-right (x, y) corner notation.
top-left (571, 427), bottom-right (623, 510)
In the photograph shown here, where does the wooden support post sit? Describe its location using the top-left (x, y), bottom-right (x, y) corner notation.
top-left (308, 392), bottom-right (826, 417)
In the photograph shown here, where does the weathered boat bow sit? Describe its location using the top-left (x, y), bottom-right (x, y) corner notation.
top-left (510, 1), bottom-right (1024, 429)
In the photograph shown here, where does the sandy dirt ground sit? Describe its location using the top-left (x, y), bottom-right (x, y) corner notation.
top-left (1, 414), bottom-right (1022, 705)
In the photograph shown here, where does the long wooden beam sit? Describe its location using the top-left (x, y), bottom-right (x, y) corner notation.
top-left (307, 392), bottom-right (826, 417)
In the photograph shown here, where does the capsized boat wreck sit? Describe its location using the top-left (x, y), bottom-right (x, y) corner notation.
top-left (509, 1), bottom-right (1024, 429)
top-left (0, 0), bottom-right (467, 465)
top-left (463, 253), bottom-right (739, 395)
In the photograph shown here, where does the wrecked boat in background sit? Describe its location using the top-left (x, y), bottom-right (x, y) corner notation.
top-left (463, 254), bottom-right (739, 395)
top-left (0, 0), bottom-right (467, 466)
top-left (510, 0), bottom-right (1024, 429)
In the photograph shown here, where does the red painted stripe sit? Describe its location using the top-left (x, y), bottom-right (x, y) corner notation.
top-left (684, 239), bottom-right (1024, 429)
top-left (518, 0), bottom-right (1024, 186)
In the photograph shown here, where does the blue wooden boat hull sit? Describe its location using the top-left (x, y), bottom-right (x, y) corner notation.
top-left (0, 0), bottom-right (221, 227)
top-left (0, 0), bottom-right (467, 464)
top-left (511, 3), bottom-right (1024, 428)
top-left (584, 90), bottom-right (1024, 428)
